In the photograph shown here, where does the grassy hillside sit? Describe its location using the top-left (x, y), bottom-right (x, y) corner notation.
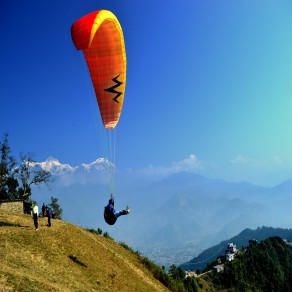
top-left (0, 210), bottom-right (169, 291)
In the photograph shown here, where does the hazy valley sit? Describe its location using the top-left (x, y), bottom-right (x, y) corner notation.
top-left (32, 157), bottom-right (292, 268)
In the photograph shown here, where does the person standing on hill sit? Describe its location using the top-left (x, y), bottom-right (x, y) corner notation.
top-left (46, 206), bottom-right (52, 227)
top-left (32, 202), bottom-right (39, 230)
top-left (41, 203), bottom-right (46, 217)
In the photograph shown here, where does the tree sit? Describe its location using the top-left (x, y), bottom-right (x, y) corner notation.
top-left (169, 264), bottom-right (186, 282)
top-left (18, 152), bottom-right (52, 200)
top-left (0, 133), bottom-right (18, 200)
top-left (48, 196), bottom-right (63, 219)
top-left (184, 277), bottom-right (199, 292)
top-left (0, 134), bottom-right (54, 202)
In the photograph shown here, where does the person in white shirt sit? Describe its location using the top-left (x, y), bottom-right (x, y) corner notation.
top-left (32, 202), bottom-right (39, 230)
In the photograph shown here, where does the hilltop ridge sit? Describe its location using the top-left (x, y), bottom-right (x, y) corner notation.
top-left (0, 211), bottom-right (168, 291)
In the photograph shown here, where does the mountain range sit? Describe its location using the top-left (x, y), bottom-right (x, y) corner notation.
top-left (32, 157), bottom-right (292, 269)
top-left (30, 156), bottom-right (112, 175)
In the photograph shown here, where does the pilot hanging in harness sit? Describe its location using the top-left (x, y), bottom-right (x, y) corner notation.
top-left (104, 198), bottom-right (130, 225)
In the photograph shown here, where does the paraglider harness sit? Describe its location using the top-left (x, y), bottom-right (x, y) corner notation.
top-left (104, 198), bottom-right (117, 225)
top-left (104, 206), bottom-right (116, 225)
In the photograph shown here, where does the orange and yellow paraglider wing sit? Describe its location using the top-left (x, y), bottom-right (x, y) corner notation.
top-left (71, 10), bottom-right (126, 129)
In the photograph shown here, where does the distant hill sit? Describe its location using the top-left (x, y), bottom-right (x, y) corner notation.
top-left (205, 236), bottom-right (292, 291)
top-left (0, 210), bottom-right (169, 291)
top-left (181, 226), bottom-right (292, 271)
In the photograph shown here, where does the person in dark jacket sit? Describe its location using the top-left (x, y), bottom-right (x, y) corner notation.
top-left (46, 207), bottom-right (52, 227)
top-left (41, 203), bottom-right (46, 217)
top-left (104, 198), bottom-right (130, 225)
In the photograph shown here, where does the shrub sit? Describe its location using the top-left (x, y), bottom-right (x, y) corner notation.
top-left (119, 242), bottom-right (135, 253)
top-left (103, 232), bottom-right (113, 240)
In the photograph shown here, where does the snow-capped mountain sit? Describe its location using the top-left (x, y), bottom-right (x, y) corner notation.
top-left (31, 156), bottom-right (112, 175)
top-left (81, 158), bottom-right (114, 172)
top-left (29, 156), bottom-right (77, 175)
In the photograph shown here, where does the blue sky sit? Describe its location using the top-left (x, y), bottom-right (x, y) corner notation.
top-left (1, 1), bottom-right (292, 187)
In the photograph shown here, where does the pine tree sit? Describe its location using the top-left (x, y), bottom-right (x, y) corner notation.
top-left (48, 196), bottom-right (63, 219)
top-left (0, 134), bottom-right (18, 200)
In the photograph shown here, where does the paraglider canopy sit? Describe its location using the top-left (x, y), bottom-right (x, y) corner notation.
top-left (71, 10), bottom-right (126, 129)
